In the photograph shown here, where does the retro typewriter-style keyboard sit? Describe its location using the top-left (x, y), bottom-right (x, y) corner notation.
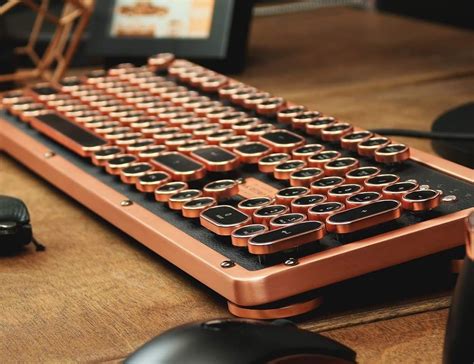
top-left (1, 53), bottom-right (473, 318)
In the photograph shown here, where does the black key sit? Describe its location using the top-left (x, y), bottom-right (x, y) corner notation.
top-left (310, 176), bottom-right (345, 194)
top-left (152, 152), bottom-right (206, 181)
top-left (238, 197), bottom-right (274, 215)
top-left (182, 197), bottom-right (217, 218)
top-left (260, 130), bottom-right (305, 153)
top-left (291, 194), bottom-right (327, 213)
top-left (154, 181), bottom-right (189, 202)
top-left (401, 189), bottom-right (441, 211)
top-left (191, 146), bottom-right (240, 172)
top-left (307, 202), bottom-right (345, 222)
top-left (364, 174), bottom-right (399, 191)
top-left (382, 181), bottom-right (419, 200)
top-left (253, 204), bottom-right (289, 225)
top-left (275, 186), bottom-right (309, 205)
top-left (292, 144), bottom-right (325, 160)
top-left (308, 150), bottom-right (341, 168)
top-left (326, 200), bottom-right (401, 233)
top-left (248, 221), bottom-right (325, 255)
top-left (231, 224), bottom-right (268, 247)
top-left (270, 213), bottom-right (306, 228)
top-left (138, 146), bottom-right (168, 159)
top-left (200, 205), bottom-right (251, 235)
top-left (346, 192), bottom-right (381, 207)
top-left (30, 113), bottom-right (107, 156)
top-left (168, 189), bottom-right (202, 210)
top-left (258, 153), bottom-right (290, 173)
top-left (327, 184), bottom-right (363, 203)
top-left (234, 142), bottom-right (270, 163)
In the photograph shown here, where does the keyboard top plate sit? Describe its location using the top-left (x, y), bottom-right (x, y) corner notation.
top-left (2, 107), bottom-right (473, 271)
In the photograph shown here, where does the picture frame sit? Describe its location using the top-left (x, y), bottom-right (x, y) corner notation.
top-left (86, 0), bottom-right (254, 73)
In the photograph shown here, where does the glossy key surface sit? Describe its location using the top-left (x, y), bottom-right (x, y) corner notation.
top-left (200, 205), bottom-right (251, 235)
top-left (248, 221), bottom-right (325, 255)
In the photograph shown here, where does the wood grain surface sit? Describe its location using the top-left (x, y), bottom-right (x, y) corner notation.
top-left (1, 6), bottom-right (473, 363)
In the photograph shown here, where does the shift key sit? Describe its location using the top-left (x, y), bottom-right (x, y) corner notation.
top-left (30, 113), bottom-right (107, 156)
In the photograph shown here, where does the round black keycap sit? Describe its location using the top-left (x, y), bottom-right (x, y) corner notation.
top-left (347, 167), bottom-right (380, 178)
top-left (122, 164), bottom-right (152, 174)
top-left (326, 157), bottom-right (358, 168)
top-left (312, 176), bottom-right (344, 187)
top-left (344, 131), bottom-right (372, 140)
top-left (276, 160), bottom-right (305, 170)
top-left (310, 151), bottom-right (339, 161)
top-left (324, 123), bottom-right (351, 132)
top-left (291, 168), bottom-right (323, 178)
top-left (404, 189), bottom-right (438, 201)
top-left (384, 182), bottom-right (418, 193)
top-left (156, 182), bottom-right (187, 192)
top-left (359, 137), bottom-right (389, 147)
top-left (108, 155), bottom-right (136, 166)
top-left (233, 224), bottom-right (267, 236)
top-left (171, 190), bottom-right (201, 200)
top-left (94, 147), bottom-right (122, 157)
top-left (277, 187), bottom-right (308, 197)
top-left (310, 202), bottom-right (344, 213)
top-left (347, 192), bottom-right (381, 203)
top-left (330, 184), bottom-right (362, 195)
top-left (271, 213), bottom-right (306, 225)
top-left (255, 205), bottom-right (287, 216)
top-left (205, 180), bottom-right (235, 190)
top-left (260, 153), bottom-right (289, 163)
top-left (184, 197), bottom-right (215, 208)
top-left (239, 197), bottom-right (273, 208)
top-left (292, 194), bottom-right (326, 206)
top-left (139, 172), bottom-right (169, 183)
top-left (365, 174), bottom-right (399, 185)
top-left (293, 144), bottom-right (324, 155)
top-left (377, 144), bottom-right (408, 154)
top-left (279, 106), bottom-right (305, 114)
top-left (307, 117), bottom-right (335, 127)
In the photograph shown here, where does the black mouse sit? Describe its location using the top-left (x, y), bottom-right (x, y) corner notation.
top-left (125, 319), bottom-right (356, 364)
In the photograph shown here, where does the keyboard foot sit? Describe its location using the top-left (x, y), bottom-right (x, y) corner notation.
top-left (227, 293), bottom-right (323, 319)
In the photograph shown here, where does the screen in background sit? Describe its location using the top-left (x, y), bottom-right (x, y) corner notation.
top-left (109, 0), bottom-right (215, 39)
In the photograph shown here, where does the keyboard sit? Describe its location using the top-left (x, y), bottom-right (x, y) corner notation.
top-left (1, 53), bottom-right (473, 319)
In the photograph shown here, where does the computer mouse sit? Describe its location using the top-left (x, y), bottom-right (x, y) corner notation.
top-left (125, 319), bottom-right (356, 364)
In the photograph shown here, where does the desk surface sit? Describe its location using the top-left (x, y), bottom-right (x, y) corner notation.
top-left (2, 7), bottom-right (474, 363)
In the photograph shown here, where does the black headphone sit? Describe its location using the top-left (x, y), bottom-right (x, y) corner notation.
top-left (443, 212), bottom-right (474, 364)
top-left (0, 195), bottom-right (45, 255)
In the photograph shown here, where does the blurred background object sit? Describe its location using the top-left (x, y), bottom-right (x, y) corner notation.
top-left (0, 0), bottom-right (94, 86)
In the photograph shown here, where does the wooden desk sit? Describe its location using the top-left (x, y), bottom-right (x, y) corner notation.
top-left (2, 7), bottom-right (474, 363)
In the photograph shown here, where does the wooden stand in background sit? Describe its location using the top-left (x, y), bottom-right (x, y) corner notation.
top-left (0, 0), bottom-right (94, 84)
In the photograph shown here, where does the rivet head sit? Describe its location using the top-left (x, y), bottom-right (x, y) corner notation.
top-left (284, 257), bottom-right (299, 266)
top-left (442, 195), bottom-right (457, 202)
top-left (120, 199), bottom-right (133, 206)
top-left (220, 260), bottom-right (235, 268)
top-left (44, 151), bottom-right (56, 158)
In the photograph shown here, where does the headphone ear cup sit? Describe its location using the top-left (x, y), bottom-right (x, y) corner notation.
top-left (0, 196), bottom-right (33, 255)
top-left (0, 225), bottom-right (32, 254)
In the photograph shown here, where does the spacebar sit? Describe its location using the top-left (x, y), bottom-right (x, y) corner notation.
top-left (326, 200), bottom-right (402, 234)
top-left (30, 113), bottom-right (107, 157)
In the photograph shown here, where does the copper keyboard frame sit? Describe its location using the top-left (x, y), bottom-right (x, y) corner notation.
top-left (1, 102), bottom-right (473, 310)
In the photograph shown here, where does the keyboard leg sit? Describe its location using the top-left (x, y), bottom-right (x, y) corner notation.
top-left (227, 293), bottom-right (323, 319)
